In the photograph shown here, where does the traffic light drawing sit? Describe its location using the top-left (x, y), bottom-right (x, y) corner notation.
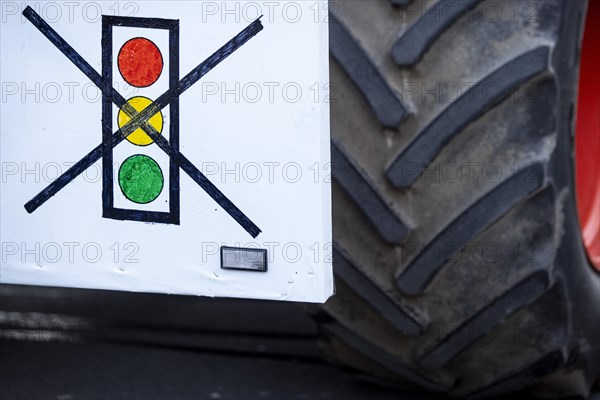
top-left (21, 7), bottom-right (263, 238)
top-left (103, 16), bottom-right (180, 226)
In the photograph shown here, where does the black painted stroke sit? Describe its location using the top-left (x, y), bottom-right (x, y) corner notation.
top-left (169, 21), bottom-right (181, 225)
top-left (22, 6), bottom-right (263, 238)
top-left (106, 208), bottom-right (176, 224)
top-left (101, 14), bottom-right (115, 216)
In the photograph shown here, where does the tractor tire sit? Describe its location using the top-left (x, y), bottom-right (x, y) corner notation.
top-left (319, 0), bottom-right (600, 398)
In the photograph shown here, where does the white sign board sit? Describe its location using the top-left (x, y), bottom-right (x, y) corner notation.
top-left (1, 1), bottom-right (333, 302)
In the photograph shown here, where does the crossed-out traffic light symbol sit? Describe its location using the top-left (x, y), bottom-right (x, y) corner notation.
top-left (21, 6), bottom-right (263, 238)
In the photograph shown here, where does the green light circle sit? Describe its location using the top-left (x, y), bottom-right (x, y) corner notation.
top-left (118, 155), bottom-right (164, 204)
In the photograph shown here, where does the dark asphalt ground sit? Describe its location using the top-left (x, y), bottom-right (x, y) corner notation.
top-left (1, 341), bottom-right (425, 400)
top-left (1, 285), bottom-right (598, 400)
top-left (0, 283), bottom-right (430, 400)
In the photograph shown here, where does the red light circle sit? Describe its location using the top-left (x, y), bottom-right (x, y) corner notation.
top-left (117, 37), bottom-right (163, 87)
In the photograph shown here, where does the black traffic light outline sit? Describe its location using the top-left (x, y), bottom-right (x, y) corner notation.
top-left (21, 6), bottom-right (263, 238)
top-left (102, 16), bottom-right (180, 226)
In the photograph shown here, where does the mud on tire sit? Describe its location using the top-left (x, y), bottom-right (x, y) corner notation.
top-left (317, 0), bottom-right (600, 397)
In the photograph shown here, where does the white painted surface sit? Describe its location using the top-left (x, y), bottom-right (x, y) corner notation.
top-left (1, 1), bottom-right (333, 303)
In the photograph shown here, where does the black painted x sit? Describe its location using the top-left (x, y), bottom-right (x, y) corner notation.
top-left (22, 6), bottom-right (263, 238)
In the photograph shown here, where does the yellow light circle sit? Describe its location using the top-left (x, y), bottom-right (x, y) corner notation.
top-left (118, 96), bottom-right (163, 146)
